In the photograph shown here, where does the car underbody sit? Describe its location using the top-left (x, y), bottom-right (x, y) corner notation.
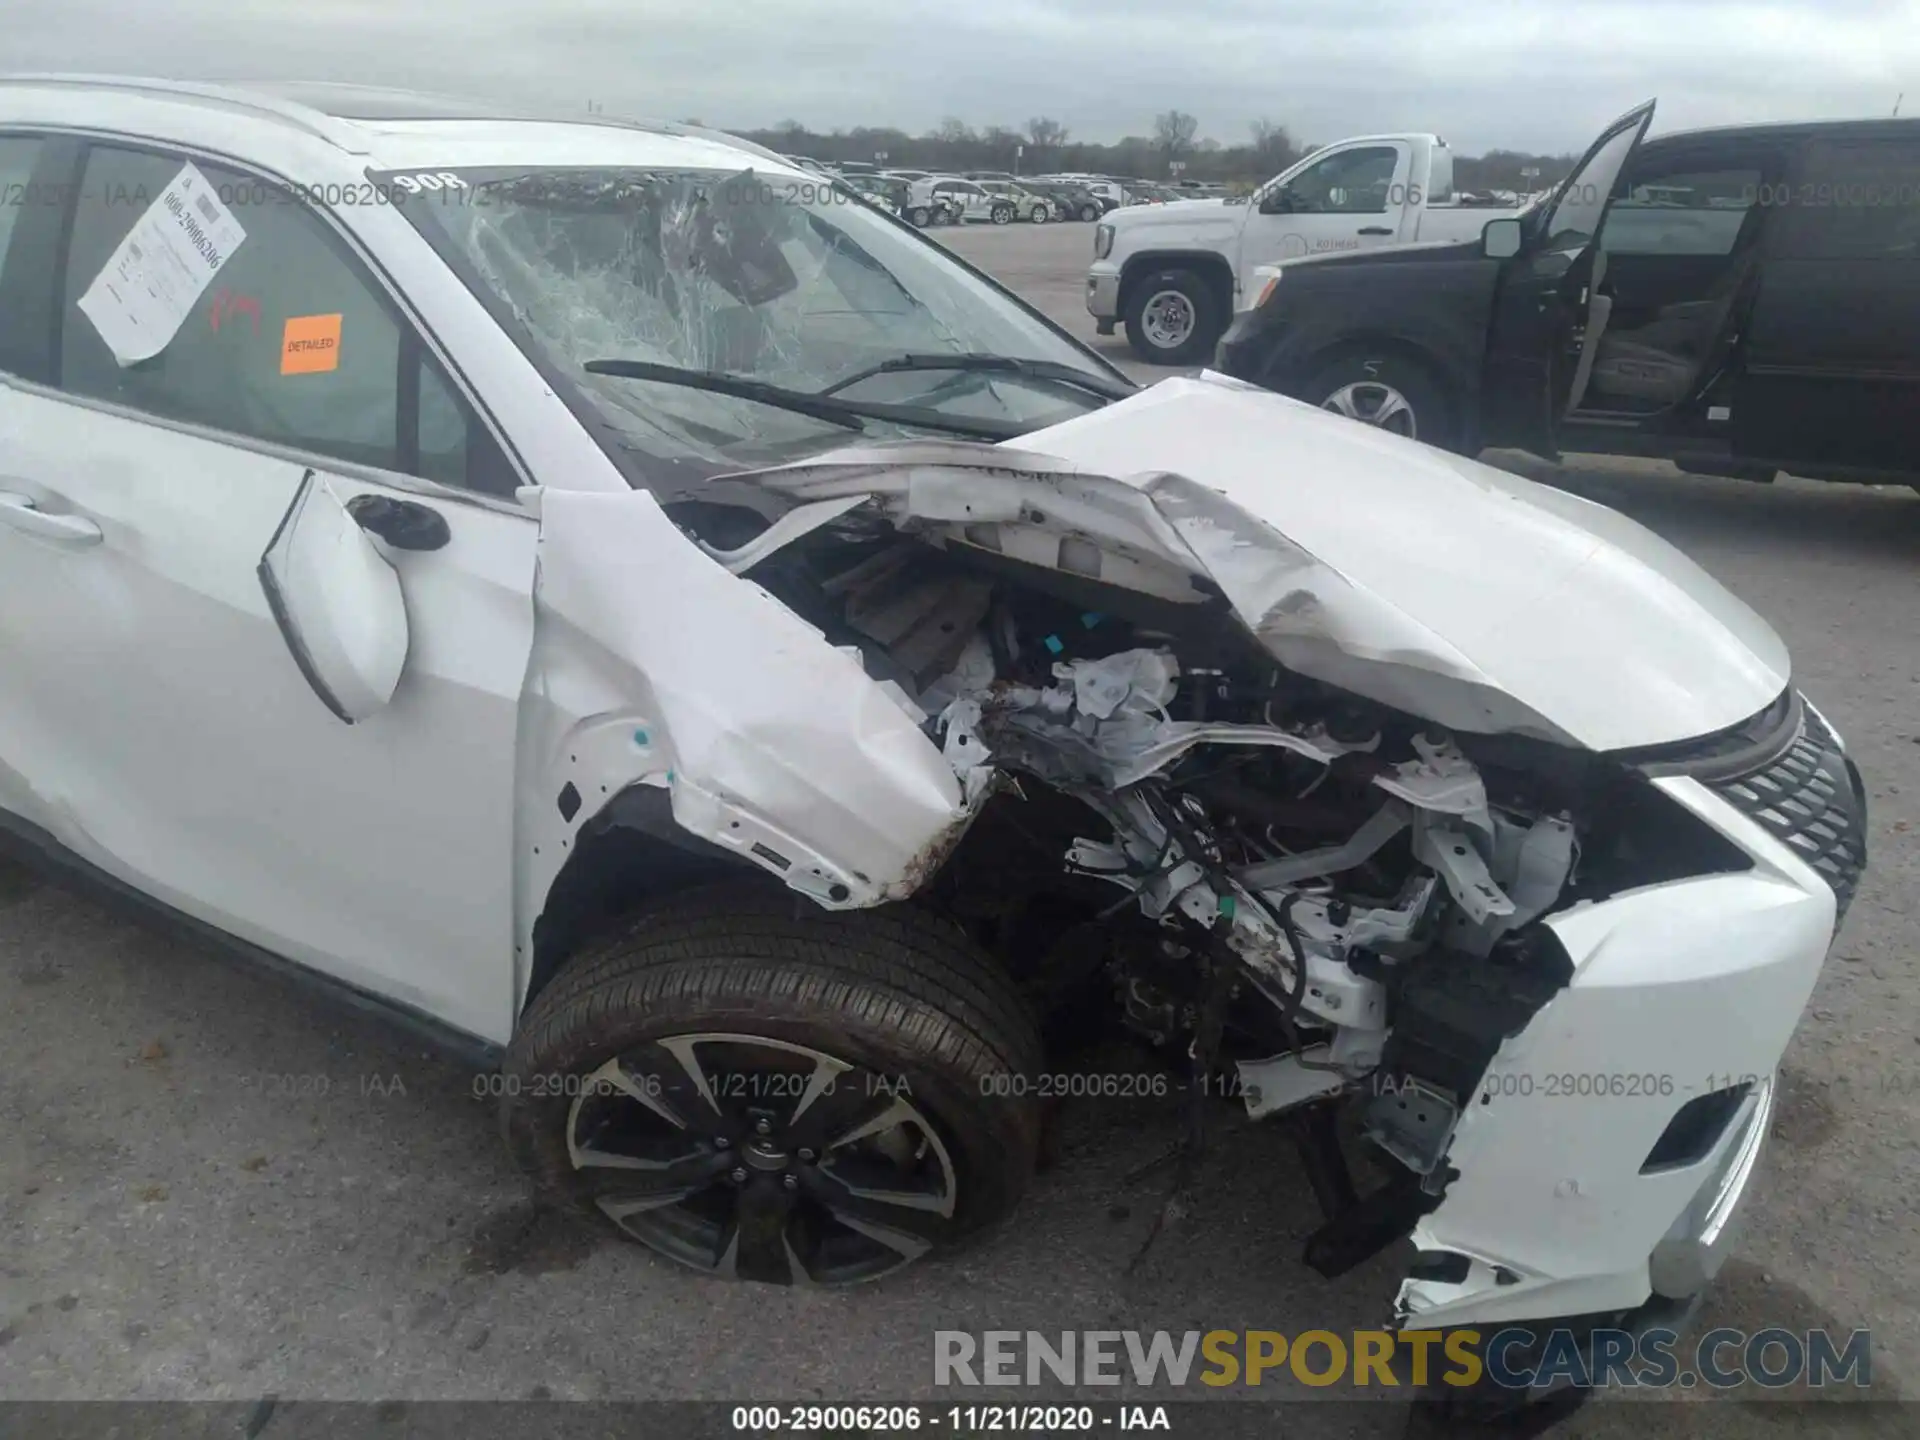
top-left (520, 376), bottom-right (1864, 1347)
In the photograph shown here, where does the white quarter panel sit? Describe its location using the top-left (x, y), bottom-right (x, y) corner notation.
top-left (514, 485), bottom-right (974, 1004)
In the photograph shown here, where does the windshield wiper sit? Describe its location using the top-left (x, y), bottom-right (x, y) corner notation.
top-left (581, 359), bottom-right (1026, 440)
top-left (818, 352), bottom-right (1136, 401)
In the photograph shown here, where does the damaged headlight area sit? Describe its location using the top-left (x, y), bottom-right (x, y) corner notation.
top-left (679, 486), bottom-right (1765, 1278)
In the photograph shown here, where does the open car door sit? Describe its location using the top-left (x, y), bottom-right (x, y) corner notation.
top-left (1482, 99), bottom-right (1656, 459)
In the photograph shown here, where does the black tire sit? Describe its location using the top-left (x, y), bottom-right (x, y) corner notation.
top-left (1122, 266), bottom-right (1222, 366)
top-left (501, 883), bottom-right (1045, 1286)
top-left (1299, 351), bottom-right (1459, 452)
top-left (991, 204), bottom-right (1014, 225)
top-left (908, 206), bottom-right (932, 227)
top-left (1078, 203), bottom-right (1100, 222)
top-left (1029, 205), bottom-right (1050, 224)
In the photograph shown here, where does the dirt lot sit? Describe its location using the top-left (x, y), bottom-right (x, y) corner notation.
top-left (2, 219), bottom-right (1916, 1437)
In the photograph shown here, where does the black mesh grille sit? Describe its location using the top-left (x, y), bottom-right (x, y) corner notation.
top-left (1704, 703), bottom-right (1867, 920)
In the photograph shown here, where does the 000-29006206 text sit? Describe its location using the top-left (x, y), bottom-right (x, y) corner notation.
top-left (730, 1405), bottom-right (929, 1430)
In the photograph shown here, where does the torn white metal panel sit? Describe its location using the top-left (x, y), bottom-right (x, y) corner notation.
top-left (523, 487), bottom-right (976, 929)
top-left (716, 372), bottom-right (1793, 750)
top-left (718, 441), bottom-right (1558, 739)
top-left (1392, 867), bottom-right (1832, 1330)
top-left (1136, 470), bottom-right (1558, 739)
top-left (696, 494), bottom-right (873, 574)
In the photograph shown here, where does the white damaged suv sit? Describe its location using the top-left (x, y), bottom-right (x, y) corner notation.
top-left (0, 76), bottom-right (1865, 1394)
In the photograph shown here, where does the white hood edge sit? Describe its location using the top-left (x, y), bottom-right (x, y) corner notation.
top-left (720, 373), bottom-right (1791, 753)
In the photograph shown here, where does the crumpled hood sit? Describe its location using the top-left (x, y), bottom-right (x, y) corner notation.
top-left (1016, 374), bottom-right (1789, 751)
top-left (721, 371), bottom-right (1788, 753)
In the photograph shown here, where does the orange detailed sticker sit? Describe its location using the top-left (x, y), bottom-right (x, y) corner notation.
top-left (280, 314), bottom-right (342, 375)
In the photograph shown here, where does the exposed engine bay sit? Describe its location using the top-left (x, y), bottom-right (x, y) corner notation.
top-left (654, 444), bottom-right (1756, 1280)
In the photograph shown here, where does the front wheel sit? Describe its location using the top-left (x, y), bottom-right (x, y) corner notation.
top-left (908, 206), bottom-right (932, 227)
top-left (1079, 203), bottom-right (1100, 222)
top-left (1029, 205), bottom-right (1050, 224)
top-left (500, 884), bottom-right (1045, 1287)
top-left (1122, 267), bottom-right (1222, 366)
top-left (1299, 352), bottom-right (1458, 451)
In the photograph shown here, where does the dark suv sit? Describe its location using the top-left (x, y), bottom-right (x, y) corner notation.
top-left (1216, 102), bottom-right (1920, 487)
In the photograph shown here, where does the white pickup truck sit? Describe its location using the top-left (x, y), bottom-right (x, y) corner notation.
top-left (1086, 133), bottom-right (1524, 363)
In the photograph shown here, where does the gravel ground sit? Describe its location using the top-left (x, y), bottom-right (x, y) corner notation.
top-left (2, 220), bottom-right (1916, 1438)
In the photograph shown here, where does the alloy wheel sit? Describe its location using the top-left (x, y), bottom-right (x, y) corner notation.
top-left (565, 1034), bottom-right (958, 1285)
top-left (1320, 381), bottom-right (1418, 439)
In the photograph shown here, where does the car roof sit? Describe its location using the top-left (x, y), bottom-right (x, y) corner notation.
top-left (1644, 115), bottom-right (1920, 151)
top-left (0, 73), bottom-right (802, 176)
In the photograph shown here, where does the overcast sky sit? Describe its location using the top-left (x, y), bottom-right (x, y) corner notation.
top-left (4, 0), bottom-right (1916, 153)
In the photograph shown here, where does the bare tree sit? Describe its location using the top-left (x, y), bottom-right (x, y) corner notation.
top-left (1026, 117), bottom-right (1069, 153)
top-left (933, 117), bottom-right (977, 145)
top-left (982, 125), bottom-right (1024, 168)
top-left (1153, 110), bottom-right (1199, 162)
top-left (1249, 117), bottom-right (1296, 175)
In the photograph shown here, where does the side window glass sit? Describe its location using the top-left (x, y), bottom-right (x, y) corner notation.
top-left (1776, 141), bottom-right (1920, 260)
top-left (417, 352), bottom-right (518, 497)
top-left (1600, 167), bottom-right (1760, 256)
top-left (417, 355), bottom-right (469, 487)
top-left (0, 136), bottom-right (46, 273)
top-left (61, 147), bottom-right (402, 471)
top-left (1286, 147), bottom-right (1400, 214)
top-left (56, 146), bottom-right (511, 493)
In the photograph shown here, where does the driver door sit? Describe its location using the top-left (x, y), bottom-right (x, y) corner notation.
top-left (0, 139), bottom-right (535, 1044)
top-left (1482, 100), bottom-right (1657, 459)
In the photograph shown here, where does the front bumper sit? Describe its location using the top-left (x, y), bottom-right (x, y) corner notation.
top-left (1086, 262), bottom-right (1121, 321)
top-left (1214, 302), bottom-right (1291, 386)
top-left (1648, 1073), bottom-right (1773, 1299)
top-left (1396, 714), bottom-right (1860, 1333)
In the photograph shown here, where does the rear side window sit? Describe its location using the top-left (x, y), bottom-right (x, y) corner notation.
top-left (0, 135), bottom-right (46, 274)
top-left (1601, 167), bottom-right (1760, 256)
top-left (57, 145), bottom-right (514, 492)
top-left (1774, 139), bottom-right (1920, 260)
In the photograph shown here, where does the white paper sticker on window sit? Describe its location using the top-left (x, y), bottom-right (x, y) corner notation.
top-left (76, 162), bottom-right (247, 366)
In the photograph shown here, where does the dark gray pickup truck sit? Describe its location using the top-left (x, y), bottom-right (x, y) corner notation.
top-left (1216, 100), bottom-right (1920, 488)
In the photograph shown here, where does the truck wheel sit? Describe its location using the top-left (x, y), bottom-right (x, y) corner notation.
top-left (1123, 267), bottom-right (1222, 366)
top-left (500, 883), bottom-right (1045, 1287)
top-left (1301, 353), bottom-right (1457, 451)
top-left (908, 206), bottom-right (932, 227)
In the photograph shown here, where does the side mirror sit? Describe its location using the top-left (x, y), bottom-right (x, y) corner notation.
top-left (1258, 187), bottom-right (1293, 216)
top-left (259, 474), bottom-right (409, 725)
top-left (1482, 217), bottom-right (1524, 259)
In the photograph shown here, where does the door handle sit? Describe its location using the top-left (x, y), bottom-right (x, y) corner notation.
top-left (1357, 226), bottom-right (1395, 236)
top-left (0, 490), bottom-right (103, 548)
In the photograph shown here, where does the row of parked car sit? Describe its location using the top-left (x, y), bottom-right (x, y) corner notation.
top-left (777, 153), bottom-right (1222, 228)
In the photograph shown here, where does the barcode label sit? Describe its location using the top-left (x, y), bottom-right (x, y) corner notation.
top-left (195, 191), bottom-right (221, 223)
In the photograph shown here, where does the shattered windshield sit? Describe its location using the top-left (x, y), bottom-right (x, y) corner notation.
top-left (379, 165), bottom-right (1127, 474)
